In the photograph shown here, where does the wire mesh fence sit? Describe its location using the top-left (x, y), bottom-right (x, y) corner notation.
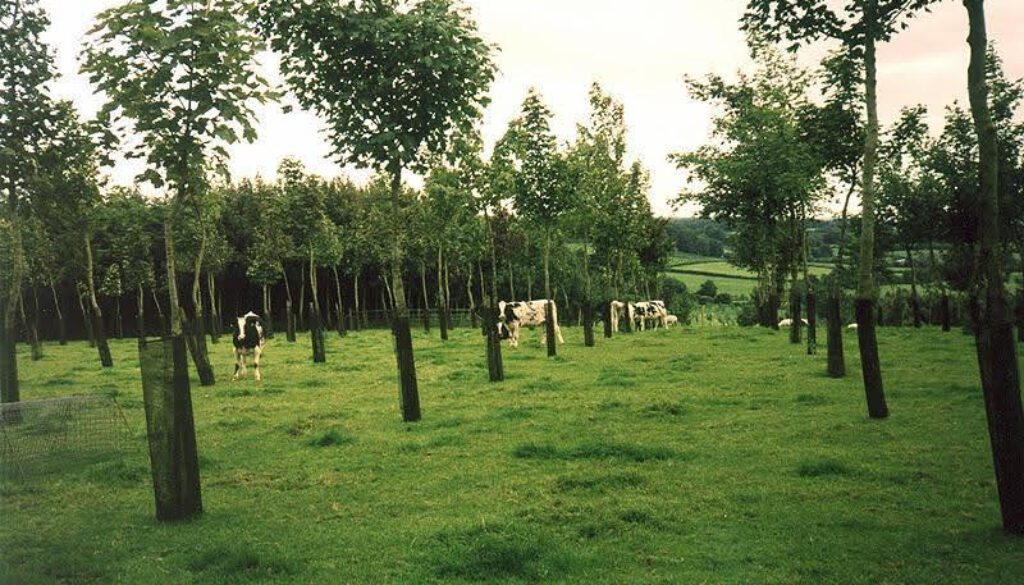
top-left (0, 394), bottom-right (132, 479)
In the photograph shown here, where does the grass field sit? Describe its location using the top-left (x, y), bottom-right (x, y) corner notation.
top-left (2, 326), bottom-right (1023, 584)
top-left (663, 260), bottom-right (833, 300)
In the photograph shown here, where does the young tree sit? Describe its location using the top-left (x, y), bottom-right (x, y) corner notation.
top-left (503, 89), bottom-right (573, 357)
top-left (963, 0), bottom-right (1024, 535)
top-left (1, 0), bottom-right (60, 404)
top-left (256, 0), bottom-right (495, 421)
top-left (743, 0), bottom-right (941, 419)
top-left (83, 0), bottom-right (273, 356)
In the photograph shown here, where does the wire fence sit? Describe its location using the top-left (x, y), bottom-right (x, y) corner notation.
top-left (0, 394), bottom-right (132, 479)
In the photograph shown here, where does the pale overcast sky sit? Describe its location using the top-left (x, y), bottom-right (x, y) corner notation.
top-left (40, 0), bottom-right (1024, 217)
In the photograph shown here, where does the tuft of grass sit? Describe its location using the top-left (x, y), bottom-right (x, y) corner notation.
top-left (513, 443), bottom-right (559, 459)
top-left (185, 544), bottom-right (296, 583)
top-left (305, 429), bottom-right (355, 448)
top-left (553, 472), bottom-right (646, 492)
top-left (86, 458), bottom-right (147, 486)
top-left (644, 401), bottom-right (687, 417)
top-left (797, 458), bottom-right (857, 478)
top-left (796, 393), bottom-right (830, 406)
top-left (521, 376), bottom-right (558, 392)
top-left (515, 441), bottom-right (676, 462)
top-left (427, 523), bottom-right (575, 582)
top-left (594, 369), bottom-right (637, 388)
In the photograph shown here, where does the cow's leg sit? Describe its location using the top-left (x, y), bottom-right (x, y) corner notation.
top-left (239, 352), bottom-right (248, 380)
top-left (253, 346), bottom-right (262, 381)
top-left (232, 349), bottom-right (242, 381)
top-left (555, 321), bottom-right (564, 344)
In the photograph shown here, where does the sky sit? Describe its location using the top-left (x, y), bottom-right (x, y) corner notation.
top-left (40, 0), bottom-right (1024, 218)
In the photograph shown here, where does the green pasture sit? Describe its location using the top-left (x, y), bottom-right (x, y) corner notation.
top-left (1, 326), bottom-right (1022, 584)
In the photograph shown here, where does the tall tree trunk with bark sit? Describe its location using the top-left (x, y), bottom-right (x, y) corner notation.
top-left (437, 245), bottom-right (448, 341)
top-left (186, 227), bottom-right (214, 386)
top-left (24, 291), bottom-right (42, 361)
top-left (388, 164), bottom-right (420, 422)
top-left (78, 284), bottom-right (96, 348)
top-left (582, 237), bottom-right (595, 347)
top-left (2, 189), bottom-right (25, 406)
top-left (964, 0), bottom-right (1024, 535)
top-left (543, 229), bottom-right (556, 357)
top-left (483, 210), bottom-right (504, 382)
top-left (137, 284), bottom-right (147, 347)
top-left (419, 264), bottom-right (431, 333)
top-left (907, 245), bottom-right (922, 327)
top-left (207, 271), bottom-right (220, 343)
top-left (51, 281), bottom-right (67, 345)
top-left (284, 266), bottom-right (296, 342)
top-left (855, 18), bottom-right (889, 419)
top-left (333, 266), bottom-right (347, 337)
top-left (84, 232), bottom-right (113, 368)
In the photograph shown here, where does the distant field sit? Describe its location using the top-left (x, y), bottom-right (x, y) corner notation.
top-left (664, 271), bottom-right (755, 297)
top-left (663, 260), bottom-right (833, 299)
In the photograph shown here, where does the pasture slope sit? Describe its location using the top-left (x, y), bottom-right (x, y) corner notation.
top-left (2, 326), bottom-right (1022, 584)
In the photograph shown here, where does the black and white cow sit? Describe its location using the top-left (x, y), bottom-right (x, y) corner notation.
top-left (231, 311), bottom-right (266, 381)
top-left (633, 300), bottom-right (668, 330)
top-left (497, 300), bottom-right (565, 349)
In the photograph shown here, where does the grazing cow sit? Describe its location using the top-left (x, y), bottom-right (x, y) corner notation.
top-left (778, 318), bottom-right (809, 327)
top-left (633, 300), bottom-right (668, 330)
top-left (609, 300), bottom-right (632, 332)
top-left (497, 300), bottom-right (565, 349)
top-left (231, 311), bottom-right (266, 381)
top-left (665, 314), bottom-right (679, 327)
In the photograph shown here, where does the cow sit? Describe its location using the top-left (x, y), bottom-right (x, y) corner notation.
top-left (497, 300), bottom-right (564, 349)
top-left (778, 318), bottom-right (809, 327)
top-left (231, 311), bottom-right (266, 381)
top-left (633, 300), bottom-right (668, 330)
top-left (665, 314), bottom-right (679, 327)
top-left (609, 300), bottom-right (632, 332)
top-left (847, 323), bottom-right (859, 330)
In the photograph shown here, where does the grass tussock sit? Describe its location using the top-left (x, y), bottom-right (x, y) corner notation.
top-left (427, 523), bottom-right (576, 582)
top-left (305, 428), bottom-right (355, 448)
top-left (185, 544), bottom-right (296, 584)
top-left (797, 458), bottom-right (857, 478)
top-left (514, 441), bottom-right (677, 462)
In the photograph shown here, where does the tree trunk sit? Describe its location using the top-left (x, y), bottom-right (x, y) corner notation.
top-left (543, 229), bottom-right (556, 357)
top-left (484, 209), bottom-right (504, 382)
top-left (2, 187), bottom-right (25, 406)
top-left (856, 18), bottom-right (888, 419)
top-left (388, 164), bottom-right (420, 422)
top-left (84, 232), bottom-right (113, 368)
top-left (419, 264), bottom-right (431, 333)
top-left (151, 288), bottom-right (167, 336)
top-left (443, 256), bottom-right (452, 330)
top-left (298, 263), bottom-right (306, 331)
top-left (827, 178), bottom-right (856, 375)
top-left (583, 237), bottom-right (595, 347)
top-left (187, 226), bottom-right (214, 386)
top-left (507, 257), bottom-right (515, 300)
top-left (137, 284), bottom-right (147, 347)
top-left (352, 273), bottom-right (361, 331)
top-left (807, 289), bottom-right (817, 356)
top-left (207, 272), bottom-right (220, 343)
top-left (262, 283), bottom-right (274, 339)
top-left (78, 284), bottom-right (96, 348)
top-left (907, 245), bottom-right (922, 328)
top-left (965, 0), bottom-right (1024, 535)
top-left (0, 292), bottom-right (19, 412)
top-left (25, 290), bottom-right (43, 361)
top-left (51, 281), bottom-right (67, 345)
top-left (115, 296), bottom-right (124, 339)
top-left (437, 245), bottom-right (448, 341)
top-left (333, 266), bottom-right (347, 337)
top-left (310, 302), bottom-right (326, 364)
top-left (284, 267), bottom-right (296, 342)
top-left (466, 265), bottom-right (477, 330)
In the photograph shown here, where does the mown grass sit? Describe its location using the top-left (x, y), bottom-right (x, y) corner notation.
top-left (1, 324), bottom-right (1022, 584)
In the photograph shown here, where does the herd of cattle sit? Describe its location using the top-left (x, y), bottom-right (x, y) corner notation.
top-left (496, 299), bottom-right (676, 349)
top-left (228, 299), bottom-right (679, 379)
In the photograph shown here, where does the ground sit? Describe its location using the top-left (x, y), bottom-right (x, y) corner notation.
top-left (2, 325), bottom-right (1022, 584)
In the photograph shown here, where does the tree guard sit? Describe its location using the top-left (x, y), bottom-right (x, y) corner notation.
top-left (545, 301), bottom-right (556, 357)
top-left (139, 336), bottom-right (202, 521)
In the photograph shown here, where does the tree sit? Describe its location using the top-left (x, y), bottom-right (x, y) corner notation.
top-left (503, 89), bottom-right (574, 357)
top-left (963, 0), bottom-right (1024, 535)
top-left (672, 52), bottom-right (823, 333)
top-left (256, 0), bottom-right (495, 421)
top-left (743, 0), bottom-right (942, 419)
top-left (1, 0), bottom-right (60, 404)
top-left (83, 0), bottom-right (274, 377)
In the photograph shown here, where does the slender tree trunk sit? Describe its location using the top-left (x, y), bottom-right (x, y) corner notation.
top-left (466, 264), bottom-right (477, 330)
top-left (2, 187), bottom-right (25, 405)
top-left (187, 225), bottom-right (214, 386)
top-left (151, 288), bottom-right (167, 336)
top-left (262, 283), bottom-right (274, 339)
top-left (78, 284), bottom-right (96, 348)
top-left (388, 163), bottom-right (420, 422)
top-left (137, 284), bottom-right (147, 347)
top-left (84, 232), bottom-right (113, 368)
top-left (29, 288), bottom-right (43, 360)
top-left (164, 209), bottom-right (182, 336)
top-left (583, 237), bottom-right (595, 347)
top-left (51, 281), bottom-right (67, 345)
top-left (207, 272), bottom-right (220, 343)
top-left (437, 245), bottom-right (448, 341)
top-left (298, 262), bottom-right (306, 331)
top-left (507, 257), bottom-right (515, 300)
top-left (333, 266), bottom-right (347, 337)
top-left (484, 209), bottom-right (504, 382)
top-left (444, 256), bottom-right (452, 330)
top-left (543, 229), bottom-right (556, 357)
top-left (353, 273), bottom-right (361, 331)
top-left (19, 293), bottom-right (42, 361)
top-left (284, 266), bottom-right (296, 342)
top-left (965, 0), bottom-right (1024, 535)
top-left (419, 264), bottom-right (431, 333)
top-left (906, 245), bottom-right (922, 328)
top-left (115, 296), bottom-right (124, 339)
top-left (828, 178), bottom-right (855, 376)
top-left (929, 241), bottom-right (952, 331)
top-left (856, 20), bottom-right (889, 419)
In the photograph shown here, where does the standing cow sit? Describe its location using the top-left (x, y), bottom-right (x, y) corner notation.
top-left (231, 311), bottom-right (266, 381)
top-left (633, 300), bottom-right (668, 330)
top-left (497, 300), bottom-right (565, 349)
top-left (609, 300), bottom-right (633, 332)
